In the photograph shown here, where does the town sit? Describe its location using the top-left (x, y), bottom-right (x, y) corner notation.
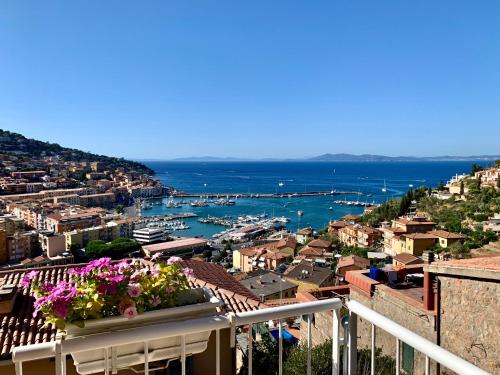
top-left (0, 129), bottom-right (498, 375)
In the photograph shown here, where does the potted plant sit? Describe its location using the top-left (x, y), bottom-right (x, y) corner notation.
top-left (23, 256), bottom-right (222, 374)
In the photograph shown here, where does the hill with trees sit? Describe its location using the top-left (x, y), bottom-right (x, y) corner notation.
top-left (0, 129), bottom-right (154, 175)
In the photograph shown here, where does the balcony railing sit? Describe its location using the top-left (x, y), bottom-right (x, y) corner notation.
top-left (12, 298), bottom-right (489, 375)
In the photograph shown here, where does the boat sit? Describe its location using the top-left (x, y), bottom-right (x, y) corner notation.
top-left (278, 182), bottom-right (284, 187)
top-left (329, 207), bottom-right (333, 210)
top-left (297, 210), bottom-right (304, 217)
top-left (382, 180), bottom-right (387, 193)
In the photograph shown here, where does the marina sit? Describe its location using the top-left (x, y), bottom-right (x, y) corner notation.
top-left (171, 190), bottom-right (363, 199)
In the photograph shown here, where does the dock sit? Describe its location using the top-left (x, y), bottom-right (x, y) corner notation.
top-left (171, 191), bottom-right (363, 199)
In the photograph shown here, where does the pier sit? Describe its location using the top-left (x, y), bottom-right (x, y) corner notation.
top-left (171, 190), bottom-right (363, 199)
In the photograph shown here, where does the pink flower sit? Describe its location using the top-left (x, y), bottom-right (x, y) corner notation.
top-left (183, 267), bottom-right (194, 278)
top-left (165, 285), bottom-right (174, 294)
top-left (127, 283), bottom-right (141, 298)
top-left (88, 257), bottom-right (112, 269)
top-left (21, 270), bottom-right (39, 288)
top-left (149, 296), bottom-right (161, 307)
top-left (150, 252), bottom-right (162, 261)
top-left (167, 256), bottom-right (182, 265)
top-left (123, 305), bottom-right (138, 319)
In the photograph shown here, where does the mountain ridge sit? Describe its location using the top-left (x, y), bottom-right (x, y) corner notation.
top-left (164, 153), bottom-right (500, 162)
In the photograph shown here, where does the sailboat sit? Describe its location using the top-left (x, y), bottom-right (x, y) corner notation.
top-left (382, 180), bottom-right (387, 193)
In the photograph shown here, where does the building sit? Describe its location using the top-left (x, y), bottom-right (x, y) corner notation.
top-left (429, 230), bottom-right (465, 248)
top-left (141, 238), bottom-right (208, 257)
top-left (328, 220), bottom-right (348, 234)
top-left (295, 227), bottom-right (313, 244)
top-left (483, 213), bottom-right (500, 234)
top-left (284, 260), bottom-right (335, 291)
top-left (338, 224), bottom-right (380, 248)
top-left (426, 256), bottom-right (500, 374)
top-left (340, 213), bottom-right (362, 223)
top-left (336, 255), bottom-right (370, 277)
top-left (6, 232), bottom-right (35, 262)
top-left (474, 166), bottom-right (500, 189)
top-left (0, 215), bottom-right (24, 235)
top-left (45, 209), bottom-right (104, 234)
top-left (39, 232), bottom-right (67, 258)
top-left (235, 245), bottom-right (289, 273)
top-left (398, 232), bottom-right (438, 256)
top-left (392, 253), bottom-right (424, 267)
top-left (79, 192), bottom-right (116, 207)
top-left (132, 227), bottom-right (166, 244)
top-left (0, 230), bottom-right (7, 264)
top-left (10, 170), bottom-right (46, 180)
top-left (381, 216), bottom-right (436, 256)
top-left (64, 223), bottom-right (121, 250)
top-left (240, 271), bottom-right (298, 301)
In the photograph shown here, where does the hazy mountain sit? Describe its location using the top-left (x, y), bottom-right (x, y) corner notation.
top-left (309, 153), bottom-right (500, 162)
top-left (168, 154), bottom-right (500, 162)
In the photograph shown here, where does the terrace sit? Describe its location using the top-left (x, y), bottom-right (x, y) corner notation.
top-left (2, 260), bottom-right (492, 375)
top-left (10, 298), bottom-right (488, 375)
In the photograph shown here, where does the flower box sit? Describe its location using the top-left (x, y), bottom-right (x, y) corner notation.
top-left (23, 256), bottom-right (223, 375)
top-left (66, 287), bottom-right (222, 375)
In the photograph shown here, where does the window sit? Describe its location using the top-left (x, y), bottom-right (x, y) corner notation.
top-left (402, 342), bottom-right (414, 374)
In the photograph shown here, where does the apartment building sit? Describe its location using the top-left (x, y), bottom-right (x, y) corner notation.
top-left (338, 224), bottom-right (381, 248)
top-left (45, 208), bottom-right (104, 234)
top-left (381, 216), bottom-right (436, 256)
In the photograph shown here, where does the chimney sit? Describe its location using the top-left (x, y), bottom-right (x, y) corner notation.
top-left (423, 272), bottom-right (434, 311)
top-left (0, 283), bottom-right (18, 314)
top-left (422, 251), bottom-right (435, 264)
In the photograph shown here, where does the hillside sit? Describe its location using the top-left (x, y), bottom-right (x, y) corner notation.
top-left (0, 129), bottom-right (154, 175)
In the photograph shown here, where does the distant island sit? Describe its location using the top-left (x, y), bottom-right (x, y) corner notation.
top-left (165, 153), bottom-right (500, 162)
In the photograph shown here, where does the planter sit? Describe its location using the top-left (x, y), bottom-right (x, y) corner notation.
top-left (64, 288), bottom-right (222, 375)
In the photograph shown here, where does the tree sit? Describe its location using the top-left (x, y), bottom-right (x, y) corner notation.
top-left (84, 237), bottom-right (140, 260)
top-left (448, 242), bottom-right (470, 259)
top-left (437, 180), bottom-right (444, 191)
top-left (471, 164), bottom-right (483, 175)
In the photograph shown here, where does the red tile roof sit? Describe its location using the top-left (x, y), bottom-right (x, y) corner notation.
top-left (296, 227), bottom-right (313, 236)
top-left (298, 246), bottom-right (325, 257)
top-left (393, 253), bottom-right (423, 265)
top-left (337, 255), bottom-right (370, 270)
top-left (429, 230), bottom-right (465, 239)
top-left (308, 239), bottom-right (332, 249)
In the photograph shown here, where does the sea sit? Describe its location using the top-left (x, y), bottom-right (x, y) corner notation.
top-left (140, 161), bottom-right (480, 239)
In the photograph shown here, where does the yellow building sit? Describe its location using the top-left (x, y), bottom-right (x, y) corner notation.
top-left (296, 227), bottom-right (313, 245)
top-left (64, 223), bottom-right (120, 250)
top-left (429, 230), bottom-right (465, 248)
top-left (399, 233), bottom-right (437, 256)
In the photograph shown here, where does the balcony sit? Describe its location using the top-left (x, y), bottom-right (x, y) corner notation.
top-left (11, 298), bottom-right (488, 375)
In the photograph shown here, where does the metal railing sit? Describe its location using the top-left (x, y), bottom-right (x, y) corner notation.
top-left (12, 298), bottom-right (490, 375)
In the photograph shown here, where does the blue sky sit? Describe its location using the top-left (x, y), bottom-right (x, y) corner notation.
top-left (1, 1), bottom-right (499, 159)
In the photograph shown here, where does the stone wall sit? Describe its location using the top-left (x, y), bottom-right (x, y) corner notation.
top-left (439, 275), bottom-right (500, 374)
top-left (351, 286), bottom-right (438, 375)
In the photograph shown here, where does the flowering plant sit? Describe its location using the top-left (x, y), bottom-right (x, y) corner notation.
top-left (23, 256), bottom-right (196, 330)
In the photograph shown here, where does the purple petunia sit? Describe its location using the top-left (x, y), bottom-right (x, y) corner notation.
top-left (21, 270), bottom-right (40, 288)
top-left (167, 256), bottom-right (182, 265)
top-left (183, 267), bottom-right (194, 278)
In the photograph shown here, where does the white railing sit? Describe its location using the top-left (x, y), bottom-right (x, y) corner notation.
top-left (12, 298), bottom-right (489, 375)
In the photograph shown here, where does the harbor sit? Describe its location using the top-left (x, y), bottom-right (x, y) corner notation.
top-left (171, 190), bottom-right (363, 199)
